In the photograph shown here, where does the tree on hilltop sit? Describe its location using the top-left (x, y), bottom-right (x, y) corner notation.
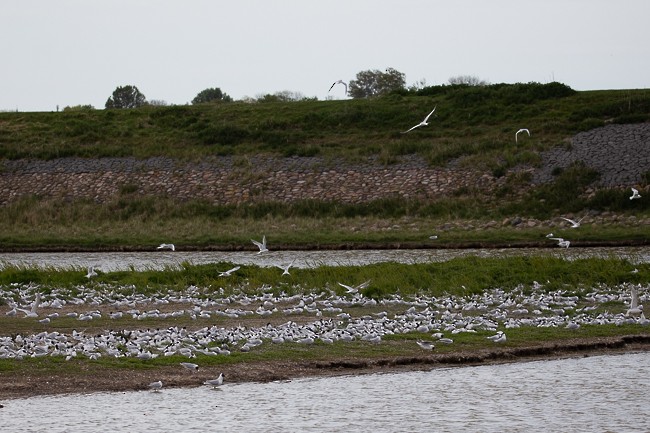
top-left (448, 75), bottom-right (490, 86)
top-left (256, 90), bottom-right (315, 103)
top-left (348, 67), bottom-right (406, 98)
top-left (105, 85), bottom-right (147, 109)
top-left (192, 87), bottom-right (233, 104)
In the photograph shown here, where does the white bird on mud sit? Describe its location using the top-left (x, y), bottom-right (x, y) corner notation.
top-left (515, 128), bottom-right (530, 143)
top-left (328, 80), bottom-right (348, 95)
top-left (180, 362), bottom-right (199, 372)
top-left (17, 293), bottom-right (41, 318)
top-left (251, 236), bottom-right (268, 254)
top-left (626, 287), bottom-right (644, 317)
top-left (630, 188), bottom-right (641, 200)
top-left (218, 266), bottom-right (240, 277)
top-left (402, 106), bottom-right (436, 133)
top-left (204, 373), bottom-right (224, 388)
top-left (550, 237), bottom-right (571, 248)
top-left (338, 280), bottom-right (371, 294)
top-left (149, 380), bottom-right (163, 391)
top-left (560, 216), bottom-right (585, 228)
top-left (416, 340), bottom-right (435, 350)
top-left (487, 331), bottom-right (506, 343)
top-left (276, 260), bottom-right (295, 276)
top-left (157, 243), bottom-right (175, 251)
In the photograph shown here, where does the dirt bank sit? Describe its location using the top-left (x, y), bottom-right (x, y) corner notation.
top-left (2, 335), bottom-right (648, 401)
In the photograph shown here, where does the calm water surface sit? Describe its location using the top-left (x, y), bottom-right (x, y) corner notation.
top-left (1, 246), bottom-right (649, 271)
top-left (2, 352), bottom-right (648, 432)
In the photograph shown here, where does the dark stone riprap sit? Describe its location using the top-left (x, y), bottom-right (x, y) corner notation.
top-left (1, 124), bottom-right (648, 206)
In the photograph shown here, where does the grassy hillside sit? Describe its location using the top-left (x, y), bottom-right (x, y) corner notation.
top-left (1, 82), bottom-right (649, 250)
top-left (1, 82), bottom-right (649, 169)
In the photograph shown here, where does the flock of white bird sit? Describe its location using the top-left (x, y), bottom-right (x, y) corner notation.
top-left (2, 96), bottom-right (646, 392)
top-left (2, 277), bottom-right (647, 369)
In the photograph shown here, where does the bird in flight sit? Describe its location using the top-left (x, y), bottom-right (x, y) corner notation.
top-left (630, 188), bottom-right (642, 200)
top-left (560, 216), bottom-right (585, 228)
top-left (402, 106), bottom-right (436, 133)
top-left (515, 128), bottom-right (531, 143)
top-left (338, 280), bottom-right (371, 294)
top-left (276, 259), bottom-right (295, 276)
top-left (550, 237), bottom-right (571, 248)
top-left (85, 266), bottom-right (98, 279)
top-left (328, 80), bottom-right (348, 94)
top-left (157, 243), bottom-right (175, 251)
top-left (251, 236), bottom-right (268, 254)
top-left (218, 266), bottom-right (240, 277)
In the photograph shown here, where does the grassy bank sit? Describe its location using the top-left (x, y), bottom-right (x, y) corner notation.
top-left (1, 82), bottom-right (649, 250)
top-left (0, 195), bottom-right (648, 250)
top-left (1, 257), bottom-right (649, 398)
top-left (1, 83), bottom-right (649, 166)
top-left (1, 256), bottom-right (648, 296)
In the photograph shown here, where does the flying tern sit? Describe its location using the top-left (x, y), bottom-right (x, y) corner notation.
top-left (630, 188), bottom-right (641, 200)
top-left (218, 266), bottom-right (240, 277)
top-left (251, 236), bottom-right (268, 254)
top-left (328, 80), bottom-right (348, 95)
top-left (157, 243), bottom-right (175, 251)
top-left (560, 216), bottom-right (585, 228)
top-left (550, 237), bottom-right (571, 248)
top-left (276, 259), bottom-right (295, 276)
top-left (85, 266), bottom-right (98, 279)
top-left (338, 280), bottom-right (371, 294)
top-left (402, 106), bottom-right (436, 133)
top-left (515, 128), bottom-right (530, 143)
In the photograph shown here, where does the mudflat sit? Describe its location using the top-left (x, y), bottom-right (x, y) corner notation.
top-left (2, 335), bottom-right (649, 400)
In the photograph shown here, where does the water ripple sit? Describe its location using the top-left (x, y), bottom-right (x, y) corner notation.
top-left (1, 246), bottom-right (649, 271)
top-left (3, 353), bottom-right (648, 432)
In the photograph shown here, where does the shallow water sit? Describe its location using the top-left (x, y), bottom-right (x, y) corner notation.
top-left (2, 352), bottom-right (648, 432)
top-left (1, 246), bottom-right (649, 271)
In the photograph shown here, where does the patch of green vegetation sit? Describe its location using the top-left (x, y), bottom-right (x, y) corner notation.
top-left (1, 84), bottom-right (649, 250)
top-left (1, 84), bottom-right (648, 164)
top-left (1, 257), bottom-right (646, 297)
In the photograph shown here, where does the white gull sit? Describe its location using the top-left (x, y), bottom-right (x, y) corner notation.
top-left (402, 106), bottom-right (436, 133)
top-left (219, 266), bottom-right (240, 277)
top-left (251, 236), bottom-right (268, 254)
top-left (157, 243), bottom-right (175, 251)
top-left (204, 373), bottom-right (224, 388)
top-left (515, 128), bottom-right (530, 143)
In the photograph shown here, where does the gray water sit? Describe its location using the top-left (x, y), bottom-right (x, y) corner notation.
top-left (1, 246), bottom-right (649, 271)
top-left (2, 352), bottom-right (648, 432)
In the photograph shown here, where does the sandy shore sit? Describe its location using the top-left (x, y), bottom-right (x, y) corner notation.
top-left (2, 335), bottom-right (648, 401)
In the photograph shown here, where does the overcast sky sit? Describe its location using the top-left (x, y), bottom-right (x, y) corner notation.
top-left (2, 0), bottom-right (649, 112)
